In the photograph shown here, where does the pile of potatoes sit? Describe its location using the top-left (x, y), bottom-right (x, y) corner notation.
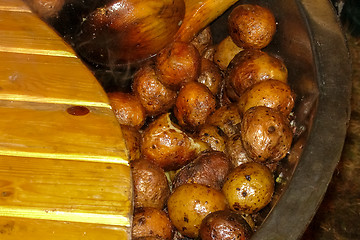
top-left (108, 4), bottom-right (295, 240)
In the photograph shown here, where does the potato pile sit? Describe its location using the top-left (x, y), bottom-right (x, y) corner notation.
top-left (108, 4), bottom-right (295, 240)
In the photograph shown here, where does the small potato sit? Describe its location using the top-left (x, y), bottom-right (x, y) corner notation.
top-left (120, 125), bottom-right (141, 162)
top-left (167, 183), bottom-right (227, 238)
top-left (198, 124), bottom-right (227, 152)
top-left (228, 4), bottom-right (276, 49)
top-left (241, 106), bottom-right (293, 162)
top-left (197, 58), bottom-right (223, 95)
top-left (199, 210), bottom-right (253, 240)
top-left (108, 92), bottom-right (146, 129)
top-left (226, 49), bottom-right (288, 98)
top-left (202, 45), bottom-right (217, 61)
top-left (156, 41), bottom-right (201, 90)
top-left (214, 36), bottom-right (243, 70)
top-left (132, 207), bottom-right (173, 240)
top-left (174, 82), bottom-right (217, 130)
top-left (172, 151), bottom-right (233, 190)
top-left (141, 113), bottom-right (197, 171)
top-left (132, 64), bottom-right (177, 116)
top-left (191, 26), bottom-right (213, 56)
top-left (207, 104), bottom-right (242, 137)
top-left (222, 162), bottom-right (274, 214)
top-left (225, 134), bottom-right (252, 168)
top-left (238, 79), bottom-right (295, 117)
top-left (131, 158), bottom-right (170, 209)
top-left (25, 0), bottom-right (66, 19)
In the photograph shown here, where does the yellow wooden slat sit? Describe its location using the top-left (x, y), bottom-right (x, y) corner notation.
top-left (0, 52), bottom-right (109, 105)
top-left (0, 100), bottom-right (128, 164)
top-left (0, 216), bottom-right (130, 240)
top-left (0, 155), bottom-right (132, 226)
top-left (0, 0), bottom-right (31, 12)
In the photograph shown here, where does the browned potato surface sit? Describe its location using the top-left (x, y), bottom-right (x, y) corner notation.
top-left (120, 125), bottom-right (141, 162)
top-left (167, 183), bottom-right (227, 238)
top-left (108, 91), bottom-right (146, 129)
top-left (238, 79), bottom-right (295, 116)
top-left (132, 64), bottom-right (177, 116)
top-left (241, 106), bottom-right (293, 162)
top-left (226, 49), bottom-right (288, 98)
top-left (197, 58), bottom-right (223, 95)
top-left (228, 4), bottom-right (276, 49)
top-left (222, 162), bottom-right (274, 214)
top-left (131, 158), bottom-right (170, 209)
top-left (199, 210), bottom-right (253, 240)
top-left (172, 151), bottom-right (233, 190)
top-left (225, 134), bottom-right (253, 168)
top-left (174, 82), bottom-right (216, 130)
top-left (198, 124), bottom-right (227, 152)
top-left (214, 35), bottom-right (243, 70)
top-left (132, 207), bottom-right (173, 240)
top-left (207, 103), bottom-right (242, 137)
top-left (155, 41), bottom-right (201, 90)
top-left (141, 113), bottom-right (197, 171)
top-left (191, 26), bottom-right (213, 56)
top-left (25, 0), bottom-right (66, 19)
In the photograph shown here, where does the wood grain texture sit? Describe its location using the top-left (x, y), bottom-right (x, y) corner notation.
top-left (0, 0), bottom-right (132, 239)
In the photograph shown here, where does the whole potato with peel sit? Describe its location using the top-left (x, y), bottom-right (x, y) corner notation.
top-left (198, 124), bottom-right (227, 152)
top-left (238, 79), bottom-right (295, 117)
top-left (226, 49), bottom-right (288, 99)
top-left (141, 113), bottom-right (198, 171)
top-left (222, 162), bottom-right (274, 214)
top-left (167, 183), bottom-right (227, 238)
top-left (241, 106), bottom-right (293, 162)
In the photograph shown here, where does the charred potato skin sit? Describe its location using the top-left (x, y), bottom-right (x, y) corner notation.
top-left (226, 49), bottom-right (288, 98)
top-left (172, 151), bottom-right (233, 190)
top-left (155, 41), bottom-right (201, 90)
top-left (167, 183), bottom-right (227, 238)
top-left (132, 207), bottom-right (174, 240)
top-left (132, 64), bottom-right (177, 116)
top-left (222, 162), bottom-right (274, 214)
top-left (238, 79), bottom-right (295, 117)
top-left (141, 113), bottom-right (197, 171)
top-left (199, 210), bottom-right (253, 240)
top-left (228, 4), bottom-right (276, 50)
top-left (174, 82), bottom-right (217, 130)
top-left (131, 158), bottom-right (170, 209)
top-left (108, 91), bottom-right (146, 129)
top-left (241, 106), bottom-right (293, 162)
top-left (197, 58), bottom-right (223, 96)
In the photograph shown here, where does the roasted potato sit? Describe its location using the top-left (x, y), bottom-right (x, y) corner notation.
top-left (241, 106), bottom-right (293, 162)
top-left (155, 41), bottom-right (201, 90)
top-left (214, 35), bottom-right (243, 71)
top-left (174, 82), bottom-right (217, 130)
top-left (197, 58), bottom-right (223, 95)
top-left (199, 210), bottom-right (253, 240)
top-left (190, 26), bottom-right (213, 56)
top-left (228, 4), bottom-right (276, 49)
top-left (202, 45), bottom-right (217, 61)
top-left (167, 183), bottom-right (227, 238)
top-left (225, 134), bottom-right (253, 168)
top-left (132, 64), bottom-right (177, 116)
top-left (226, 49), bottom-right (288, 99)
top-left (132, 207), bottom-right (173, 240)
top-left (238, 79), bottom-right (295, 117)
top-left (131, 158), bottom-right (170, 209)
top-left (141, 113), bottom-right (197, 171)
top-left (120, 125), bottom-right (141, 162)
top-left (25, 0), bottom-right (65, 19)
top-left (207, 103), bottom-right (242, 137)
top-left (222, 162), bottom-right (274, 214)
top-left (198, 124), bottom-right (227, 152)
top-left (172, 151), bottom-right (233, 190)
top-left (108, 91), bottom-right (146, 129)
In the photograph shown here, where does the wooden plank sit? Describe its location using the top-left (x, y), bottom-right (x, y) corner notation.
top-left (0, 0), bottom-right (31, 12)
top-left (0, 216), bottom-right (129, 239)
top-left (0, 155), bottom-right (132, 226)
top-left (0, 100), bottom-right (128, 164)
top-left (0, 8), bottom-right (76, 57)
top-left (0, 52), bottom-right (109, 106)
